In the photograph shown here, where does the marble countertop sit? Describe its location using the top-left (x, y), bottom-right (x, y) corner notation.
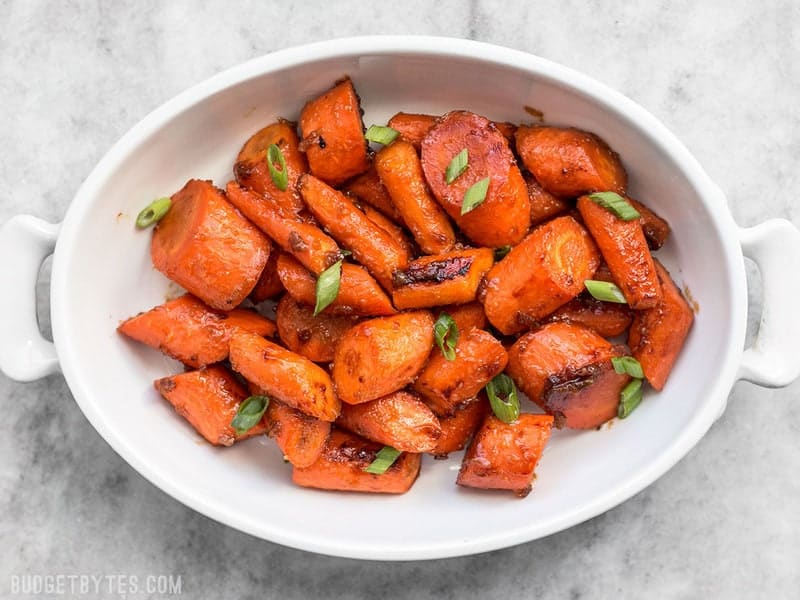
top-left (2, 1), bottom-right (799, 598)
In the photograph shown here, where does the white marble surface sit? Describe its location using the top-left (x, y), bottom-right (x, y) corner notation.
top-left (1, 1), bottom-right (799, 598)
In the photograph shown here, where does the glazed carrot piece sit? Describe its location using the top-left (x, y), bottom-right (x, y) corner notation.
top-left (515, 126), bottom-right (627, 197)
top-left (332, 311), bottom-right (434, 405)
top-left (493, 121), bottom-right (518, 143)
top-left (413, 328), bottom-right (508, 417)
top-left (444, 302), bottom-right (488, 333)
top-left (341, 165), bottom-right (404, 223)
top-left (151, 179), bottom-right (270, 310)
top-left (482, 215), bottom-right (601, 334)
top-left (628, 260), bottom-right (694, 390)
top-left (118, 294), bottom-right (276, 368)
top-left (388, 112), bottom-right (517, 149)
top-left (577, 194), bottom-right (662, 310)
top-left (234, 119), bottom-right (307, 215)
top-left (225, 181), bottom-right (341, 275)
top-left (276, 253), bottom-right (395, 316)
top-left (375, 140), bottom-right (456, 254)
top-left (429, 396), bottom-right (489, 458)
top-left (299, 77), bottom-right (370, 186)
top-left (264, 398), bottom-right (331, 468)
top-left (546, 294), bottom-right (633, 338)
top-left (628, 197), bottom-right (671, 250)
top-left (249, 249), bottom-right (284, 303)
top-left (337, 390), bottom-right (442, 453)
top-left (154, 366), bottom-right (267, 446)
top-left (361, 204), bottom-right (416, 258)
top-left (392, 248), bottom-right (494, 310)
top-left (524, 172), bottom-right (571, 225)
top-left (506, 322), bottom-right (630, 429)
top-left (292, 429), bottom-right (421, 494)
top-left (457, 414), bottom-right (554, 496)
top-left (275, 294), bottom-right (360, 363)
top-left (421, 111), bottom-right (531, 247)
top-left (228, 329), bottom-right (340, 422)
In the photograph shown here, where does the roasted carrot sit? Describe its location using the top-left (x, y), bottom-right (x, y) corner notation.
top-left (118, 294), bottom-right (276, 368)
top-left (392, 248), bottom-right (494, 310)
top-left (264, 398), bottom-right (331, 468)
top-left (361, 204), bottom-right (416, 258)
top-left (546, 294), bottom-right (633, 338)
top-left (337, 390), bottom-right (442, 453)
top-left (628, 260), bottom-right (694, 390)
top-left (388, 112), bottom-right (517, 149)
top-left (276, 253), bottom-right (395, 317)
top-left (444, 302), bottom-right (488, 333)
top-left (249, 249), bottom-right (284, 303)
top-left (524, 172), bottom-right (571, 225)
top-left (341, 164), bottom-right (404, 223)
top-left (493, 121), bottom-right (518, 143)
top-left (515, 126), bottom-right (627, 197)
top-left (299, 77), bottom-right (370, 186)
top-left (577, 194), bottom-right (662, 310)
top-left (299, 173), bottom-right (410, 290)
top-left (421, 111), bottom-right (530, 247)
top-left (154, 366), bottom-right (267, 446)
top-left (429, 396), bottom-right (489, 458)
top-left (151, 179), bottom-right (270, 310)
top-left (629, 197), bottom-right (671, 250)
top-left (375, 140), bottom-right (456, 254)
top-left (228, 329), bottom-right (340, 422)
top-left (225, 181), bottom-right (341, 275)
top-left (506, 322), bottom-right (629, 428)
top-left (413, 328), bottom-right (508, 417)
top-left (332, 311), bottom-right (434, 405)
top-left (482, 215), bottom-right (601, 334)
top-left (234, 119), bottom-right (307, 215)
top-left (456, 413), bottom-right (553, 496)
top-left (275, 294), bottom-right (360, 363)
top-left (292, 429), bottom-right (421, 494)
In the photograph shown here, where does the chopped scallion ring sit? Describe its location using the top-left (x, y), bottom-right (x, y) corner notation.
top-left (584, 279), bottom-right (627, 304)
top-left (230, 395), bottom-right (270, 435)
top-left (611, 356), bottom-right (644, 379)
top-left (617, 379), bottom-right (643, 418)
top-left (135, 197), bottom-right (172, 229)
top-left (589, 191), bottom-right (641, 221)
top-left (314, 260), bottom-right (343, 316)
top-left (445, 148), bottom-right (469, 184)
top-left (485, 373), bottom-right (520, 424)
top-left (364, 125), bottom-right (399, 145)
top-left (266, 144), bottom-right (288, 191)
top-left (433, 313), bottom-right (459, 361)
top-left (363, 446), bottom-right (402, 474)
top-left (461, 177), bottom-right (490, 215)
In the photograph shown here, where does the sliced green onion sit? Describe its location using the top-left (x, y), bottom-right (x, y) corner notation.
top-left (460, 177), bottom-right (490, 215)
top-left (364, 446), bottom-right (402, 474)
top-left (445, 148), bottom-right (469, 184)
top-left (314, 260), bottom-right (343, 316)
top-left (589, 191), bottom-right (641, 221)
top-left (611, 356), bottom-right (645, 379)
top-left (617, 379), bottom-right (643, 419)
top-left (135, 197), bottom-right (171, 228)
top-left (494, 245), bottom-right (512, 260)
top-left (365, 125), bottom-right (399, 145)
top-left (433, 313), bottom-right (459, 361)
top-left (584, 279), bottom-right (627, 304)
top-left (231, 395), bottom-right (270, 435)
top-left (266, 144), bottom-right (288, 191)
top-left (485, 373), bottom-right (520, 424)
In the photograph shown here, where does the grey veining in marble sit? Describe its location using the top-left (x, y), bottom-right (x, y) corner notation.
top-left (1, 1), bottom-right (799, 598)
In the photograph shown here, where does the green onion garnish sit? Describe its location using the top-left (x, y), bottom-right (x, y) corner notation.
top-left (584, 279), bottom-right (627, 304)
top-left (589, 192), bottom-right (641, 221)
top-left (365, 125), bottom-right (399, 145)
top-left (485, 373), bottom-right (520, 424)
top-left (617, 379), bottom-right (643, 419)
top-left (433, 313), bottom-right (459, 361)
top-left (314, 260), bottom-right (343, 316)
top-left (611, 356), bottom-right (645, 379)
top-left (364, 446), bottom-right (402, 474)
top-left (266, 144), bottom-right (288, 191)
top-left (445, 148), bottom-right (469, 184)
top-left (231, 395), bottom-right (270, 435)
top-left (494, 245), bottom-right (512, 260)
top-left (135, 197), bottom-right (171, 229)
top-left (461, 177), bottom-right (490, 215)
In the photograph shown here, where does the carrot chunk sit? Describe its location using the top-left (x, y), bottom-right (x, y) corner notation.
top-left (337, 390), bottom-right (442, 452)
top-left (265, 398), bottom-right (330, 468)
top-left (154, 366), bottom-right (267, 446)
top-left (429, 396), bottom-right (489, 458)
top-left (292, 429), bottom-right (421, 494)
top-left (341, 164), bottom-right (404, 223)
top-left (118, 293), bottom-right (275, 368)
top-left (628, 260), bottom-right (694, 390)
top-left (546, 294), bottom-right (633, 338)
top-left (444, 302), bottom-right (488, 333)
top-left (392, 248), bottom-right (494, 310)
top-left (299, 77), bottom-right (370, 186)
top-left (249, 249), bottom-right (284, 303)
top-left (482, 215), bottom-right (601, 334)
top-left (228, 329), bottom-right (340, 422)
top-left (275, 294), bottom-right (360, 363)
top-left (360, 204), bottom-right (416, 258)
top-left (457, 413), bottom-right (553, 496)
top-left (628, 197), bottom-right (671, 250)
top-left (524, 172), bottom-right (571, 225)
top-left (151, 179), bottom-right (270, 310)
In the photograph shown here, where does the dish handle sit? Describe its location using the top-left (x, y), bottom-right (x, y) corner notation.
top-left (0, 215), bottom-right (61, 382)
top-left (738, 219), bottom-right (800, 387)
